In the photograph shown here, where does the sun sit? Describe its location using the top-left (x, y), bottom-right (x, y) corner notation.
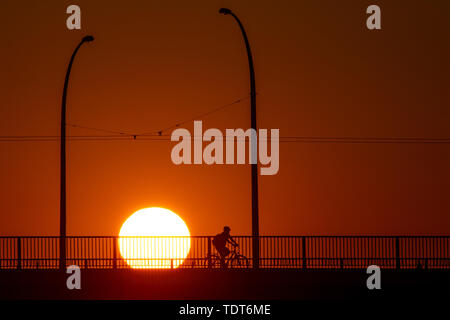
top-left (118, 207), bottom-right (191, 269)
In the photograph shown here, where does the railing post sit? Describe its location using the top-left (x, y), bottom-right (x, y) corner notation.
top-left (60, 236), bottom-right (66, 271)
top-left (302, 236), bottom-right (307, 269)
top-left (395, 237), bottom-right (400, 270)
top-left (252, 235), bottom-right (260, 269)
top-left (113, 237), bottom-right (117, 269)
top-left (17, 237), bottom-right (21, 270)
top-left (207, 236), bottom-right (212, 269)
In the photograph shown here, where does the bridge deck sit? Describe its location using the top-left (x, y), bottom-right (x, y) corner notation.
top-left (0, 268), bottom-right (448, 300)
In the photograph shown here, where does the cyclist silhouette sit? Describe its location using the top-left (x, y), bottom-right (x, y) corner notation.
top-left (212, 226), bottom-right (238, 267)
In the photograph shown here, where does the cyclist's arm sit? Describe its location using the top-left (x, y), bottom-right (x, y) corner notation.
top-left (228, 236), bottom-right (238, 246)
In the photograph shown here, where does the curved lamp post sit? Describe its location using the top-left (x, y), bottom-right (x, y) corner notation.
top-left (60, 35), bottom-right (94, 270)
top-left (219, 8), bottom-right (260, 269)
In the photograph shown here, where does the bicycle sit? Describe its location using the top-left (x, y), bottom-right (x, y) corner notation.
top-left (206, 245), bottom-right (249, 269)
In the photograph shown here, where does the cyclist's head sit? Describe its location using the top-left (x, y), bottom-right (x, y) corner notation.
top-left (223, 226), bottom-right (231, 233)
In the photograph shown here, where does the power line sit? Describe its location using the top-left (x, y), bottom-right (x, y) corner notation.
top-left (67, 123), bottom-right (131, 136)
top-left (2, 135), bottom-right (450, 144)
top-left (141, 95), bottom-right (251, 135)
top-left (60, 95), bottom-right (251, 139)
top-left (1, 94), bottom-right (449, 144)
top-left (0, 94), bottom-right (255, 143)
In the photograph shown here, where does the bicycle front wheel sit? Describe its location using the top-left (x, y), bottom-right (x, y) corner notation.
top-left (229, 255), bottom-right (249, 269)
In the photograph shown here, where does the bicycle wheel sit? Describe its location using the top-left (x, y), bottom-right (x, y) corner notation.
top-left (229, 255), bottom-right (249, 269)
top-left (208, 255), bottom-right (222, 268)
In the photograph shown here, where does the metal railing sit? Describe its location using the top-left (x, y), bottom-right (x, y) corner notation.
top-left (0, 236), bottom-right (449, 270)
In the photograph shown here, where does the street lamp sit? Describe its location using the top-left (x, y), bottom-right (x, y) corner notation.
top-left (219, 8), bottom-right (260, 269)
top-left (60, 35), bottom-right (94, 270)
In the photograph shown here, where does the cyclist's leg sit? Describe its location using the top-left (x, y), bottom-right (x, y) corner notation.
top-left (222, 247), bottom-right (231, 267)
top-left (218, 247), bottom-right (229, 268)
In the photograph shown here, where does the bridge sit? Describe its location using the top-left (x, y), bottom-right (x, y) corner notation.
top-left (1, 235), bottom-right (449, 300)
top-left (1, 235), bottom-right (449, 270)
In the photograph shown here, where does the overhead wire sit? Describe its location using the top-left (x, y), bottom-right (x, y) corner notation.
top-left (1, 95), bottom-right (449, 144)
top-left (1, 135), bottom-right (450, 144)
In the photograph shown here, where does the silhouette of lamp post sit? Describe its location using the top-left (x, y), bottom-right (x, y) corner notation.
top-left (219, 8), bottom-right (260, 269)
top-left (60, 35), bottom-right (94, 270)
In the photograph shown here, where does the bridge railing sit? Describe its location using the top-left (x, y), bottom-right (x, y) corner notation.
top-left (0, 236), bottom-right (449, 270)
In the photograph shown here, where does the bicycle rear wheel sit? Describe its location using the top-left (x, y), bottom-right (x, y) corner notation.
top-left (208, 255), bottom-right (222, 268)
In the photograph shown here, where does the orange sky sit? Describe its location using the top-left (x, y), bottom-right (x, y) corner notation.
top-left (0, 0), bottom-right (449, 236)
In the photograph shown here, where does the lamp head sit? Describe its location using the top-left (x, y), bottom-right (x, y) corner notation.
top-left (82, 35), bottom-right (95, 43)
top-left (219, 8), bottom-right (232, 15)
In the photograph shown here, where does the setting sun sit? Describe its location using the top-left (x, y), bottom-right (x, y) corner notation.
top-left (118, 207), bottom-right (191, 269)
